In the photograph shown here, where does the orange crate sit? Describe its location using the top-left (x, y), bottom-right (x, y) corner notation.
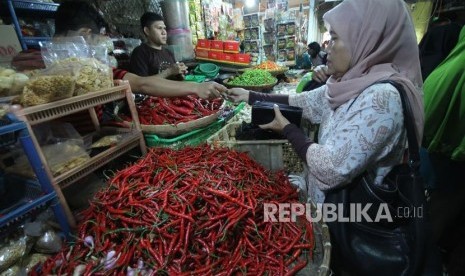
top-left (211, 40), bottom-right (224, 51)
top-left (195, 48), bottom-right (210, 58)
top-left (223, 41), bottom-right (240, 53)
top-left (235, 53), bottom-right (250, 64)
top-left (197, 39), bottom-right (210, 49)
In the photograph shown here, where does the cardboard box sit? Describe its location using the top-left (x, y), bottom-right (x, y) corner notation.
top-left (211, 40), bottom-right (224, 51)
top-left (235, 53), bottom-right (250, 64)
top-left (223, 41), bottom-right (240, 53)
top-left (208, 51), bottom-right (224, 60)
top-left (0, 25), bottom-right (22, 65)
top-left (195, 48), bottom-right (209, 59)
top-left (223, 53), bottom-right (235, 63)
top-left (196, 39), bottom-right (210, 49)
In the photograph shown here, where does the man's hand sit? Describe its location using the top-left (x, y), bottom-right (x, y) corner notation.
top-left (312, 65), bottom-right (330, 83)
top-left (159, 62), bottom-right (188, 79)
top-left (194, 81), bottom-right (227, 99)
top-left (222, 88), bottom-right (249, 103)
top-left (259, 104), bottom-right (291, 132)
top-left (168, 62), bottom-right (188, 76)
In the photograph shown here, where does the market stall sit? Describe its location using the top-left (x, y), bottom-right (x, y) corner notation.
top-left (0, 0), bottom-right (331, 274)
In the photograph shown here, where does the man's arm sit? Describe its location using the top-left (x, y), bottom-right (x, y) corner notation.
top-left (122, 72), bottom-right (226, 99)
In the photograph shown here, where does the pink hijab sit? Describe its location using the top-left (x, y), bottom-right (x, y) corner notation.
top-left (323, 0), bottom-right (424, 143)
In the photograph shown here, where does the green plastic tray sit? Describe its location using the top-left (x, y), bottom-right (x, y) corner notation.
top-left (144, 102), bottom-right (245, 149)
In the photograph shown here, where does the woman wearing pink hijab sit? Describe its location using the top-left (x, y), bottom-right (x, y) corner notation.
top-left (225, 0), bottom-right (423, 201)
top-left (224, 0), bottom-right (439, 274)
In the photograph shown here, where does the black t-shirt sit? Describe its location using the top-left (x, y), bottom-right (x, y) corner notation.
top-left (129, 43), bottom-right (176, 76)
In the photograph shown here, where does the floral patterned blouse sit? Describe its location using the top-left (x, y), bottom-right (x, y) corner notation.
top-left (289, 83), bottom-right (407, 203)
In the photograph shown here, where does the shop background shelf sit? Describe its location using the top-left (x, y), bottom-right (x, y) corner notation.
top-left (11, 0), bottom-right (59, 12)
top-left (4, 0), bottom-right (59, 50)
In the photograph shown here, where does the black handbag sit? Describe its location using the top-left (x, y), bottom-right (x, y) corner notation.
top-left (251, 101), bottom-right (303, 127)
top-left (324, 81), bottom-right (427, 276)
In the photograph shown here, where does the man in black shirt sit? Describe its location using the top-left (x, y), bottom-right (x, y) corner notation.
top-left (129, 12), bottom-right (187, 79)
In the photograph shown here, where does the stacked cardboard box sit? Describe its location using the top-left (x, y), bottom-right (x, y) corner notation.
top-left (195, 39), bottom-right (250, 65)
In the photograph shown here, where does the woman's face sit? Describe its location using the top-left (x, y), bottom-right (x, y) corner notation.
top-left (325, 27), bottom-right (351, 79)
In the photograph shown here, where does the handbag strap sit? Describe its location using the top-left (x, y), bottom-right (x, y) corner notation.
top-left (379, 80), bottom-right (420, 170)
top-left (380, 80), bottom-right (426, 276)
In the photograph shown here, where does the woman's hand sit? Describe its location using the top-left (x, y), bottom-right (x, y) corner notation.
top-left (222, 88), bottom-right (249, 103)
top-left (194, 81), bottom-right (227, 99)
top-left (312, 65), bottom-right (330, 83)
top-left (259, 104), bottom-right (291, 132)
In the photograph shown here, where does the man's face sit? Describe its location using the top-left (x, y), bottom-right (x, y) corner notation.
top-left (307, 47), bottom-right (316, 57)
top-left (144, 21), bottom-right (167, 46)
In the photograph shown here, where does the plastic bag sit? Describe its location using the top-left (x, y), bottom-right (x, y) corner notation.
top-left (0, 67), bottom-right (29, 97)
top-left (7, 140), bottom-right (90, 178)
top-left (0, 265), bottom-right (21, 276)
top-left (0, 236), bottom-right (29, 272)
top-left (17, 64), bottom-right (77, 106)
top-left (46, 141), bottom-right (91, 176)
top-left (39, 36), bottom-right (89, 68)
top-left (34, 229), bottom-right (62, 254)
top-left (56, 57), bottom-right (113, 95)
top-left (40, 36), bottom-right (113, 95)
top-left (32, 122), bottom-right (84, 149)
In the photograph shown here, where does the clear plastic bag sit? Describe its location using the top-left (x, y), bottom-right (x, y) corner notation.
top-left (34, 229), bottom-right (62, 254)
top-left (32, 122), bottom-right (84, 149)
top-left (0, 236), bottom-right (29, 272)
top-left (56, 57), bottom-right (113, 95)
top-left (7, 140), bottom-right (90, 178)
top-left (18, 65), bottom-right (77, 106)
top-left (41, 141), bottom-right (91, 176)
top-left (40, 36), bottom-right (113, 95)
top-left (0, 67), bottom-right (29, 97)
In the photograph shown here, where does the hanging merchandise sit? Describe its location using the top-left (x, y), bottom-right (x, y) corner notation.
top-left (217, 2), bottom-right (235, 41)
top-left (161, 0), bottom-right (195, 61)
top-left (232, 8), bottom-right (244, 31)
top-left (242, 13), bottom-right (261, 66)
top-left (188, 0), bottom-right (205, 47)
top-left (202, 0), bottom-right (223, 39)
top-left (274, 4), bottom-right (297, 66)
top-left (160, 0), bottom-right (190, 30)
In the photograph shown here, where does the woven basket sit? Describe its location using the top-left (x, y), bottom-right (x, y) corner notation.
top-left (140, 111), bottom-right (221, 137)
top-left (223, 78), bottom-right (278, 92)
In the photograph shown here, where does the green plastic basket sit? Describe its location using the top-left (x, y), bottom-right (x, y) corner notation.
top-left (184, 75), bottom-right (207, 83)
top-left (144, 102), bottom-right (245, 149)
top-left (194, 63), bottom-right (220, 78)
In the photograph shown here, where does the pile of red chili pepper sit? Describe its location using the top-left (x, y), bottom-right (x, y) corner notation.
top-left (33, 146), bottom-right (314, 275)
top-left (129, 96), bottom-right (223, 125)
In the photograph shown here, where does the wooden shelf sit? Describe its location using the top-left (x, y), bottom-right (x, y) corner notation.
top-left (13, 83), bottom-right (147, 227)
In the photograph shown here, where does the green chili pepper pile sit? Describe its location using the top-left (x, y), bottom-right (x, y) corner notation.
top-left (228, 69), bottom-right (277, 86)
top-left (33, 146), bottom-right (314, 275)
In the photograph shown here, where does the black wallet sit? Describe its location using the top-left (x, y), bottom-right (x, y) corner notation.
top-left (251, 101), bottom-right (303, 127)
